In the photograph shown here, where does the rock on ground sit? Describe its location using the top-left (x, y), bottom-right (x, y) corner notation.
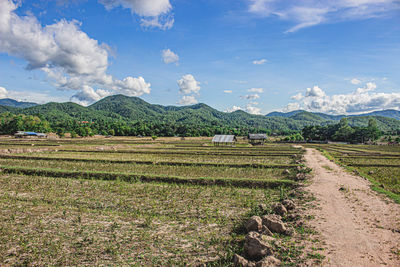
top-left (262, 214), bottom-right (286, 234)
top-left (272, 203), bottom-right (287, 215)
top-left (244, 232), bottom-right (273, 260)
top-left (245, 216), bottom-right (262, 232)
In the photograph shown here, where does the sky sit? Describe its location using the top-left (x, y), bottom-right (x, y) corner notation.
top-left (0, 0), bottom-right (399, 115)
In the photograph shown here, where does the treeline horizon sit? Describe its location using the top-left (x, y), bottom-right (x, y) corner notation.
top-left (1, 112), bottom-right (399, 142)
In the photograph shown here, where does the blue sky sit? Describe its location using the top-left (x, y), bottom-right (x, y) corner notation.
top-left (0, 0), bottom-right (399, 115)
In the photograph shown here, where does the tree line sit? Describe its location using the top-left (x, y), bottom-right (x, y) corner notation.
top-left (1, 112), bottom-right (399, 143)
top-left (301, 118), bottom-right (384, 143)
top-left (0, 112), bottom-right (285, 137)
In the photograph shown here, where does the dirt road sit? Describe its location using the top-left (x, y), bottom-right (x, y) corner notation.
top-left (304, 148), bottom-right (400, 267)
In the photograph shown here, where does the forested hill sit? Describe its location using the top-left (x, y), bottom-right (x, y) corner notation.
top-left (0, 94), bottom-right (399, 135)
top-left (267, 109), bottom-right (400, 121)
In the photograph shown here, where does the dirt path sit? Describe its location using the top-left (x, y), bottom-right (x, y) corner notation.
top-left (304, 148), bottom-right (400, 267)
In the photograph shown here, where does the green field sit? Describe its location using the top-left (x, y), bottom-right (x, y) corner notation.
top-left (0, 137), bottom-right (307, 266)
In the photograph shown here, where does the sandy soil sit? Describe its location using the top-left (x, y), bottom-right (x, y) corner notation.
top-left (304, 148), bottom-right (400, 267)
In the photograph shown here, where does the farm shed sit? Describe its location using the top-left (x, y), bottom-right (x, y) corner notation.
top-left (212, 135), bottom-right (237, 146)
top-left (14, 131), bottom-right (47, 138)
top-left (248, 133), bottom-right (267, 145)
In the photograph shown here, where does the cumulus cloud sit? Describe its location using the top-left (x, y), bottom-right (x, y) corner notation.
top-left (225, 105), bottom-right (242, 113)
top-left (161, 48), bottom-right (179, 64)
top-left (241, 94), bottom-right (260, 100)
top-left (178, 95), bottom-right (198, 105)
top-left (283, 102), bottom-right (301, 112)
top-left (355, 82), bottom-right (376, 94)
top-left (225, 105), bottom-right (261, 115)
top-left (248, 0), bottom-right (400, 32)
top-left (246, 105), bottom-right (262, 115)
top-left (224, 90), bottom-right (233, 93)
top-left (99, 0), bottom-right (171, 16)
top-left (248, 88), bottom-right (264, 93)
top-left (351, 78), bottom-right (361, 85)
top-left (286, 82), bottom-right (400, 114)
top-left (112, 76), bottom-right (151, 96)
top-left (253, 59), bottom-right (267, 65)
top-left (0, 87), bottom-right (8, 98)
top-left (305, 86), bottom-right (325, 98)
top-left (291, 93), bottom-right (303, 100)
top-left (177, 74), bottom-right (201, 95)
top-left (0, 0), bottom-right (151, 105)
top-left (177, 74), bottom-right (201, 105)
top-left (70, 85), bottom-right (112, 106)
top-left (99, 0), bottom-right (174, 29)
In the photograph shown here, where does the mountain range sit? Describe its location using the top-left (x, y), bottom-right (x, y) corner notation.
top-left (0, 98), bottom-right (38, 109)
top-left (0, 95), bottom-right (399, 132)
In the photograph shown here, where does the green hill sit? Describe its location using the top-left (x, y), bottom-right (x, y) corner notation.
top-left (1, 95), bottom-right (399, 135)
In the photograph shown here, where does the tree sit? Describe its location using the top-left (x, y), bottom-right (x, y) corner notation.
top-left (333, 118), bottom-right (354, 141)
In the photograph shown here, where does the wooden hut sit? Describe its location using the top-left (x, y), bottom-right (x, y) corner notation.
top-left (248, 133), bottom-right (267, 145)
top-left (212, 135), bottom-right (237, 146)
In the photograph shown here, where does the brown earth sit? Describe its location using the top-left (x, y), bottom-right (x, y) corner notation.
top-left (304, 148), bottom-right (400, 267)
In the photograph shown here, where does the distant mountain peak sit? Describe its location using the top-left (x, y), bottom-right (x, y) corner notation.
top-left (0, 98), bottom-right (38, 108)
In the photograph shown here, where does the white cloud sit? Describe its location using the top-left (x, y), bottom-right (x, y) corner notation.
top-left (248, 0), bottom-right (400, 32)
top-left (224, 90), bottom-right (233, 93)
top-left (225, 105), bottom-right (243, 113)
top-left (305, 86), bottom-right (326, 98)
top-left (252, 59), bottom-right (267, 65)
top-left (225, 104), bottom-right (263, 115)
top-left (246, 104), bottom-right (262, 115)
top-left (140, 15), bottom-right (174, 30)
top-left (177, 74), bottom-right (200, 95)
top-left (99, 0), bottom-right (174, 29)
top-left (161, 49), bottom-right (179, 64)
top-left (0, 0), bottom-right (151, 105)
top-left (291, 93), bottom-right (303, 100)
top-left (283, 102), bottom-right (301, 112)
top-left (351, 78), bottom-right (361, 85)
top-left (247, 88), bottom-right (264, 93)
top-left (112, 76), bottom-right (151, 96)
top-left (6, 90), bottom-right (68, 104)
top-left (70, 85), bottom-right (112, 106)
top-left (0, 87), bottom-right (8, 98)
top-left (240, 94), bottom-right (260, 100)
top-left (178, 95), bottom-right (198, 105)
top-left (355, 82), bottom-right (376, 94)
top-left (285, 82), bottom-right (400, 114)
top-left (99, 0), bottom-right (171, 16)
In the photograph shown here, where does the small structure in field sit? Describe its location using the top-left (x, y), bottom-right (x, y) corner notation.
top-left (212, 135), bottom-right (237, 146)
top-left (14, 131), bottom-right (47, 138)
top-left (248, 133), bottom-right (267, 145)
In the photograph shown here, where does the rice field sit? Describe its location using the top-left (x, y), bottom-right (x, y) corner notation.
top-left (307, 143), bottom-right (400, 197)
top-left (0, 136), bottom-right (306, 265)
